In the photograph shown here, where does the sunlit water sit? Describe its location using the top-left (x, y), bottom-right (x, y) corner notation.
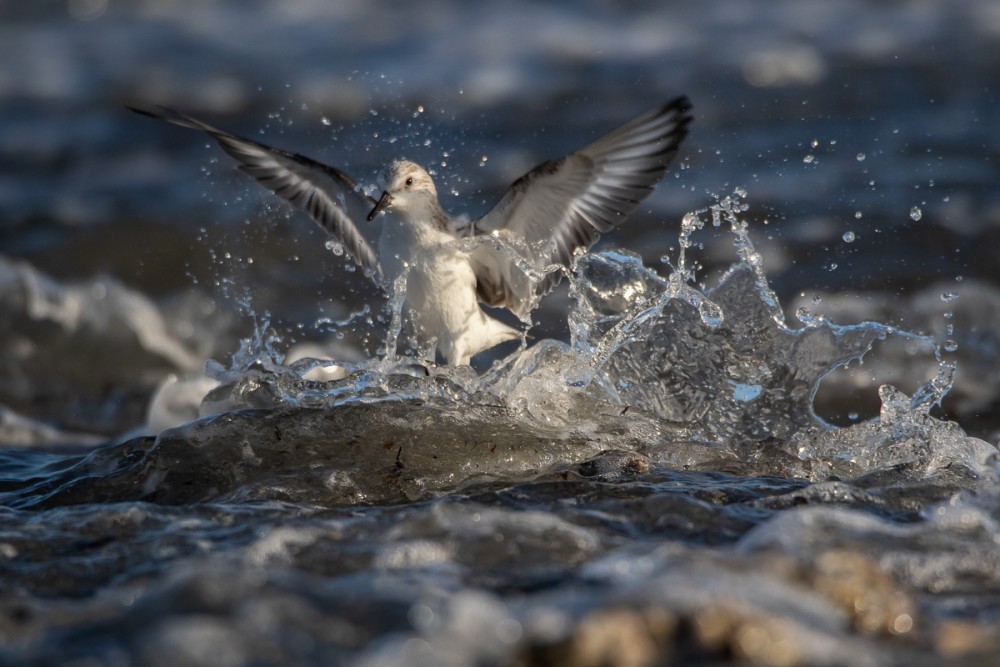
top-left (3, 193), bottom-right (999, 665)
top-left (3, 1), bottom-right (1000, 665)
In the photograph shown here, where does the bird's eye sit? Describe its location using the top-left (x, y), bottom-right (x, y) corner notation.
top-left (405, 177), bottom-right (413, 187)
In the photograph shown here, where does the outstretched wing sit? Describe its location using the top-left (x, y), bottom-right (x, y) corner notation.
top-left (469, 97), bottom-right (692, 316)
top-left (129, 105), bottom-right (383, 284)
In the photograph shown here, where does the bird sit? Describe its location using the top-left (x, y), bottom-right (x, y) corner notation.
top-left (129, 97), bottom-right (692, 365)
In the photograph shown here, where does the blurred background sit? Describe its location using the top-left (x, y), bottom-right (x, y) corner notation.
top-left (1, 0), bottom-right (998, 440)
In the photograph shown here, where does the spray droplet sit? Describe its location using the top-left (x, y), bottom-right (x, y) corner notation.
top-left (854, 211), bottom-right (863, 219)
top-left (803, 154), bottom-right (816, 164)
top-left (909, 206), bottom-right (922, 221)
top-left (842, 231), bottom-right (856, 243)
top-left (940, 291), bottom-right (959, 302)
top-left (698, 299), bottom-right (723, 327)
top-left (943, 340), bottom-right (959, 353)
top-left (855, 153), bottom-right (866, 161)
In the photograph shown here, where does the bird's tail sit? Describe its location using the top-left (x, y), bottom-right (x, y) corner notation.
top-left (443, 313), bottom-right (520, 366)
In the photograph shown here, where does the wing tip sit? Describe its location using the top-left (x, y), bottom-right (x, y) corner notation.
top-left (660, 95), bottom-right (695, 136)
top-left (125, 104), bottom-right (157, 119)
top-left (126, 103), bottom-right (212, 134)
top-left (665, 94), bottom-right (693, 113)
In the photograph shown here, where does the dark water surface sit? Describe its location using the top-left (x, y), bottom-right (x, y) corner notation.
top-left (2, 1), bottom-right (1000, 665)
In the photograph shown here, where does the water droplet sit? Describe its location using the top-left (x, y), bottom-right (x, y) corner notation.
top-left (909, 206), bottom-right (922, 221)
top-left (943, 340), bottom-right (959, 352)
top-left (320, 116), bottom-right (331, 126)
top-left (842, 231), bottom-right (856, 243)
top-left (854, 211), bottom-right (863, 219)
top-left (940, 291), bottom-right (959, 302)
top-left (325, 240), bottom-right (345, 256)
top-left (698, 299), bottom-right (723, 327)
top-left (828, 263), bottom-right (838, 271)
top-left (856, 153), bottom-right (866, 161)
top-left (810, 139), bottom-right (819, 148)
top-left (803, 154), bottom-right (816, 164)
top-left (848, 411), bottom-right (859, 421)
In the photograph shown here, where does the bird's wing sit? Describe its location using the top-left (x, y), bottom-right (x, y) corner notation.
top-left (129, 105), bottom-right (383, 285)
top-left (468, 97), bottom-right (692, 316)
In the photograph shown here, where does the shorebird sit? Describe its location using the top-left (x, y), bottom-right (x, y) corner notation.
top-left (130, 98), bottom-right (692, 365)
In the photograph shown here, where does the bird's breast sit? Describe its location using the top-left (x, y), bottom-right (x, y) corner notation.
top-left (377, 214), bottom-right (461, 284)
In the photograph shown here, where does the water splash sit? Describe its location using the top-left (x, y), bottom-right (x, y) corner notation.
top-left (380, 271), bottom-right (411, 362)
top-left (194, 191), bottom-right (959, 462)
top-left (204, 305), bottom-right (283, 384)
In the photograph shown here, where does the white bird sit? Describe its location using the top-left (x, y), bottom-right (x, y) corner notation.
top-left (130, 98), bottom-right (692, 365)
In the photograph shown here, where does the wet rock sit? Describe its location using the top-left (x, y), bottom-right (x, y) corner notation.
top-left (807, 549), bottom-right (915, 637)
top-left (524, 606), bottom-right (677, 667)
top-left (935, 620), bottom-right (1000, 659)
top-left (576, 450), bottom-right (651, 480)
top-left (12, 400), bottom-right (631, 508)
top-left (693, 603), bottom-right (804, 667)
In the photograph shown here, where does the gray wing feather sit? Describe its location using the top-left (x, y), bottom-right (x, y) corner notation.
top-left (470, 97), bottom-right (692, 315)
top-left (129, 106), bottom-right (383, 285)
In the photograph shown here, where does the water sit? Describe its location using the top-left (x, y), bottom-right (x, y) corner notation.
top-left (3, 1), bottom-right (1000, 665)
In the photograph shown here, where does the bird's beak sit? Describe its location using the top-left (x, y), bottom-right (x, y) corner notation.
top-left (367, 191), bottom-right (392, 221)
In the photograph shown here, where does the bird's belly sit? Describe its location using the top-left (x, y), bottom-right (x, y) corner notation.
top-left (405, 246), bottom-right (479, 336)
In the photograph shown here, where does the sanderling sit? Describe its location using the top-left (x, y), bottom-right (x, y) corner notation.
top-left (130, 97), bottom-right (692, 365)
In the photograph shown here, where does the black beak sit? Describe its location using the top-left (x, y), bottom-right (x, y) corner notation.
top-left (367, 191), bottom-right (392, 221)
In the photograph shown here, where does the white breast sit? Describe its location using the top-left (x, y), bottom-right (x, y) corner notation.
top-left (376, 208), bottom-right (518, 365)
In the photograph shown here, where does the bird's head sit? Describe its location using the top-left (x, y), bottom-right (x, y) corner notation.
top-left (367, 160), bottom-right (438, 221)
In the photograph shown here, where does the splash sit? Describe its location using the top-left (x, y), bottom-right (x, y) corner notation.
top-left (196, 190), bottom-right (958, 467)
top-left (554, 191), bottom-right (953, 450)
